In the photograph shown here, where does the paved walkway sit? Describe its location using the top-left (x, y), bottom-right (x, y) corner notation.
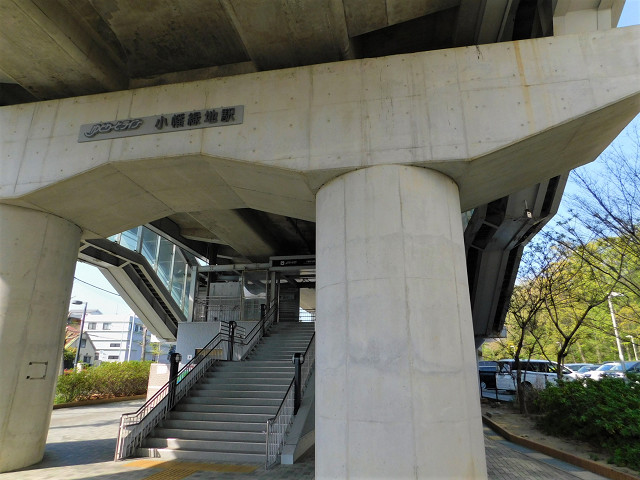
top-left (0, 400), bottom-right (610, 480)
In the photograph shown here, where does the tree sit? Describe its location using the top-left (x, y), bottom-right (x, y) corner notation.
top-left (533, 244), bottom-right (610, 374)
top-left (554, 125), bottom-right (640, 303)
top-left (503, 247), bottom-right (548, 413)
top-left (501, 241), bottom-right (616, 412)
top-left (63, 348), bottom-right (76, 370)
top-left (546, 124), bottom-right (640, 362)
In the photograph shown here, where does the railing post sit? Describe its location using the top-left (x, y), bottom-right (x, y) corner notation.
top-left (228, 320), bottom-right (237, 361)
top-left (292, 352), bottom-right (305, 414)
top-left (260, 304), bottom-right (266, 336)
top-left (168, 352), bottom-right (181, 407)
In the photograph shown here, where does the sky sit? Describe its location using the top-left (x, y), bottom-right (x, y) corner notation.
top-left (71, 2), bottom-right (640, 315)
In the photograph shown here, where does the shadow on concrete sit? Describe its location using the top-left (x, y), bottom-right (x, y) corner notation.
top-left (30, 439), bottom-right (117, 468)
top-left (48, 419), bottom-right (122, 430)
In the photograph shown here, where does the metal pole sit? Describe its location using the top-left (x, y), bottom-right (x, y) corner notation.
top-left (73, 302), bottom-right (88, 369)
top-left (628, 336), bottom-right (639, 361)
top-left (126, 316), bottom-right (135, 361)
top-left (168, 352), bottom-right (180, 407)
top-left (228, 321), bottom-right (237, 361)
top-left (293, 353), bottom-right (304, 414)
top-left (608, 294), bottom-right (627, 373)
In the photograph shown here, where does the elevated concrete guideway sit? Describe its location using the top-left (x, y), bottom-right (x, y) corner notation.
top-left (2, 27), bottom-right (640, 232)
top-left (1, 0), bottom-right (639, 477)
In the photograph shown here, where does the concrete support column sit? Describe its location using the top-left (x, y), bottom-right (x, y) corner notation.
top-left (0, 205), bottom-right (81, 473)
top-left (316, 165), bottom-right (487, 479)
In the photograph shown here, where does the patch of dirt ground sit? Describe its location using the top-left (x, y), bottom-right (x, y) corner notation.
top-left (481, 398), bottom-right (640, 479)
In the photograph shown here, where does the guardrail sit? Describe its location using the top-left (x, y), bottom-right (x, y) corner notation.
top-left (265, 332), bottom-right (315, 468)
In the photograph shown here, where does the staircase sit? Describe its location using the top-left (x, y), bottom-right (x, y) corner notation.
top-left (137, 322), bottom-right (315, 462)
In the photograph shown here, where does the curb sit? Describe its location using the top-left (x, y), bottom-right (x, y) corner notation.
top-left (482, 415), bottom-right (640, 480)
top-left (53, 394), bottom-right (146, 409)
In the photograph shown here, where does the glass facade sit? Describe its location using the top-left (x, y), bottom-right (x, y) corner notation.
top-left (109, 226), bottom-right (203, 317)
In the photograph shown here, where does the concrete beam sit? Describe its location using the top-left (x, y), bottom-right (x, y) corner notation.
top-left (0, 0), bottom-right (127, 99)
top-left (343, 0), bottom-right (460, 36)
top-left (221, 0), bottom-right (353, 69)
top-left (1, 26), bottom-right (638, 239)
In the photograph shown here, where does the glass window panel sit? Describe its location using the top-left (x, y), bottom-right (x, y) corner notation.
top-left (183, 267), bottom-right (193, 316)
top-left (120, 228), bottom-right (139, 251)
top-left (156, 238), bottom-right (174, 287)
top-left (171, 251), bottom-right (186, 307)
top-left (141, 228), bottom-right (160, 269)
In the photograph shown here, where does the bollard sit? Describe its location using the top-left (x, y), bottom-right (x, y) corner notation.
top-left (168, 352), bottom-right (181, 407)
top-left (228, 321), bottom-right (237, 361)
top-left (292, 352), bottom-right (305, 414)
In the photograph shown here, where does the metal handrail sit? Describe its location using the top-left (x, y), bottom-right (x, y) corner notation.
top-left (238, 300), bottom-right (278, 359)
top-left (265, 332), bottom-right (316, 468)
top-left (300, 333), bottom-right (315, 396)
top-left (266, 379), bottom-right (296, 468)
top-left (219, 319), bottom-right (247, 340)
top-left (114, 329), bottom-right (228, 460)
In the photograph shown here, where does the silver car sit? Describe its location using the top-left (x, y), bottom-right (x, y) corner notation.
top-left (601, 361), bottom-right (640, 379)
top-left (581, 362), bottom-right (619, 380)
top-left (496, 359), bottom-right (573, 392)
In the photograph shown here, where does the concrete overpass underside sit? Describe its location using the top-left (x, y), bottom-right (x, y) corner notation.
top-left (0, 1), bottom-right (639, 477)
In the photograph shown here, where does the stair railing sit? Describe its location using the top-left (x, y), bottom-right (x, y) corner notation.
top-left (114, 329), bottom-right (229, 460)
top-left (265, 332), bottom-right (316, 468)
top-left (238, 299), bottom-right (278, 359)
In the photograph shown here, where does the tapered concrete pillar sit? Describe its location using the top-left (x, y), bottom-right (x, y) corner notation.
top-left (0, 205), bottom-right (80, 473)
top-left (316, 165), bottom-right (487, 479)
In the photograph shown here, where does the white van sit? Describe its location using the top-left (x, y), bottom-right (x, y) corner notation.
top-left (496, 359), bottom-right (574, 392)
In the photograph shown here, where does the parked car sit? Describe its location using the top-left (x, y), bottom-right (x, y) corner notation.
top-left (478, 361), bottom-right (498, 389)
top-left (566, 363), bottom-right (594, 372)
top-left (582, 362), bottom-right (619, 380)
top-left (565, 363), bottom-right (600, 380)
top-left (601, 361), bottom-right (640, 379)
top-left (576, 364), bottom-right (599, 372)
top-left (495, 359), bottom-right (574, 392)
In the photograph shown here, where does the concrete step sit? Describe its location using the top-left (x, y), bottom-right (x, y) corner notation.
top-left (260, 335), bottom-right (313, 340)
top-left (136, 447), bottom-right (264, 464)
top-left (161, 419), bottom-right (265, 432)
top-left (253, 347), bottom-right (309, 353)
top-left (206, 366), bottom-right (294, 373)
top-left (213, 361), bottom-right (293, 369)
top-left (144, 437), bottom-right (265, 454)
top-left (193, 383), bottom-right (288, 393)
top-left (247, 353), bottom-right (303, 357)
top-left (198, 377), bottom-right (292, 386)
top-left (152, 427), bottom-right (265, 443)
top-left (174, 403), bottom-right (278, 415)
top-left (168, 411), bottom-right (273, 423)
top-left (189, 389), bottom-right (285, 399)
top-left (206, 371), bottom-right (293, 379)
top-left (181, 396), bottom-right (281, 407)
top-left (261, 333), bottom-right (313, 338)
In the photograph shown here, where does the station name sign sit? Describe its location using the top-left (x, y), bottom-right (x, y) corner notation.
top-left (78, 105), bottom-right (244, 143)
top-left (270, 256), bottom-right (316, 269)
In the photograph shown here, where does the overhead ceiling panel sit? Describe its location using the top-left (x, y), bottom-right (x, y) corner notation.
top-left (0, 0), bottom-right (126, 99)
top-left (90, 0), bottom-right (249, 77)
top-left (223, 0), bottom-right (351, 70)
top-left (343, 0), bottom-right (460, 36)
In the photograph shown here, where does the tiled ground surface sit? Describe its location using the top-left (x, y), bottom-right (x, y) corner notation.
top-left (484, 428), bottom-right (607, 480)
top-left (0, 400), bottom-right (609, 480)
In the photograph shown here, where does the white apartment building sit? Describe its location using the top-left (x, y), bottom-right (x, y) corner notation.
top-left (70, 311), bottom-right (172, 363)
